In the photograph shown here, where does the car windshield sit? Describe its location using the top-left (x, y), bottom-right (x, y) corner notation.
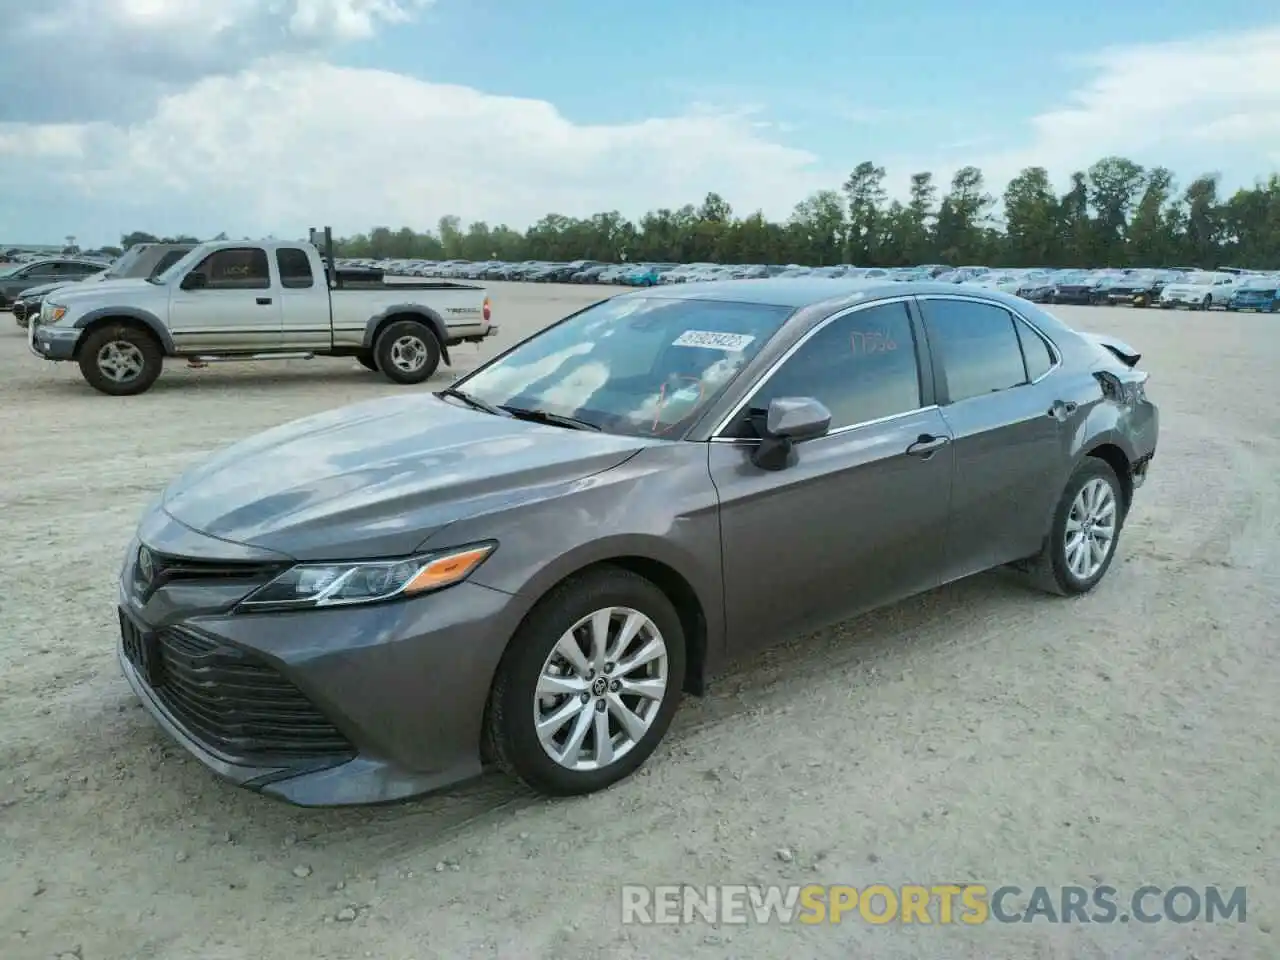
top-left (454, 296), bottom-right (794, 438)
top-left (1241, 277), bottom-right (1277, 289)
top-left (101, 247), bottom-right (143, 278)
top-left (1181, 273), bottom-right (1217, 285)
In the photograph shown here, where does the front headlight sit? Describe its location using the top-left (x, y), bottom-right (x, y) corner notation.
top-left (44, 301), bottom-right (67, 323)
top-left (238, 542), bottom-right (496, 611)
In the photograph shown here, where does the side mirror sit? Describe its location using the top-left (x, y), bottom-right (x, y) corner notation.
top-left (180, 272), bottom-right (207, 291)
top-left (749, 396), bottom-right (832, 471)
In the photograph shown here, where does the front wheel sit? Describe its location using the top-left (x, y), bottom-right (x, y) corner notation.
top-left (485, 567), bottom-right (686, 796)
top-left (1199, 295), bottom-right (1212, 311)
top-left (77, 324), bottom-right (164, 396)
top-left (1017, 458), bottom-right (1125, 596)
top-left (373, 320), bottom-right (441, 384)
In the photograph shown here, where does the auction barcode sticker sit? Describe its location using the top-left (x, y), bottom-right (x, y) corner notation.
top-left (672, 330), bottom-right (756, 351)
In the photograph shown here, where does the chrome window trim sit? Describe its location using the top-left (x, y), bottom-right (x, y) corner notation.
top-left (914, 293), bottom-right (1062, 387)
top-left (709, 404), bottom-right (941, 444)
top-left (708, 295), bottom-right (923, 440)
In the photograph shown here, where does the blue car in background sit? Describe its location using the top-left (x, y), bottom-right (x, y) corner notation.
top-left (619, 263), bottom-right (673, 286)
top-left (1226, 275), bottom-right (1279, 312)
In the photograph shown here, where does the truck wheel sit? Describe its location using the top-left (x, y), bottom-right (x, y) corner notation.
top-left (374, 320), bottom-right (441, 384)
top-left (356, 352), bottom-right (379, 372)
top-left (78, 324), bottom-right (164, 396)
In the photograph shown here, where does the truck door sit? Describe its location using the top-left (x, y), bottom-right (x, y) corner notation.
top-left (274, 246), bottom-right (330, 350)
top-left (168, 245), bottom-right (282, 353)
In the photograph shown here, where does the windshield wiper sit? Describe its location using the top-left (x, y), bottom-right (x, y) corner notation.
top-left (436, 386), bottom-right (510, 417)
top-left (500, 406), bottom-right (601, 431)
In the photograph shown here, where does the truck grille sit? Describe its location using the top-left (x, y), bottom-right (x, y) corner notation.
top-left (121, 615), bottom-right (354, 765)
top-left (11, 301), bottom-right (29, 322)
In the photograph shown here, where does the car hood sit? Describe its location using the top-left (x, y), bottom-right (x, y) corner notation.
top-left (160, 393), bottom-right (660, 561)
top-left (50, 277), bottom-right (153, 303)
top-left (1162, 283), bottom-right (1211, 293)
top-left (15, 279), bottom-right (89, 299)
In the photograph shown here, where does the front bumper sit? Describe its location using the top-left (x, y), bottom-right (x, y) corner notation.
top-left (117, 510), bottom-right (530, 806)
top-left (28, 321), bottom-right (80, 360)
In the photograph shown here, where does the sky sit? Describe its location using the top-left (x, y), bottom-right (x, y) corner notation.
top-left (1, 0), bottom-right (1278, 248)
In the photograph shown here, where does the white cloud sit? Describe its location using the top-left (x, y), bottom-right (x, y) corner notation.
top-left (0, 59), bottom-right (829, 244)
top-left (0, 0), bottom-right (434, 123)
top-left (926, 25), bottom-right (1280, 194)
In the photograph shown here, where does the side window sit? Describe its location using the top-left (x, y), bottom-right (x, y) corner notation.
top-left (149, 250), bottom-right (188, 277)
top-left (26, 263), bottom-right (56, 277)
top-left (69, 262), bottom-right (99, 276)
top-left (276, 248), bottom-right (314, 289)
top-left (729, 301), bottom-right (921, 436)
top-left (1015, 319), bottom-right (1055, 381)
top-left (190, 247), bottom-right (270, 290)
top-left (919, 298), bottom-right (1028, 402)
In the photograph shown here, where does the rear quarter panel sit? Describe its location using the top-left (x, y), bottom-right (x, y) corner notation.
top-left (331, 286), bottom-right (488, 348)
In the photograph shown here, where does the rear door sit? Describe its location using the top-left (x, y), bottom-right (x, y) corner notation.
top-left (709, 298), bottom-right (954, 654)
top-left (275, 246), bottom-right (331, 350)
top-left (915, 295), bottom-right (1069, 581)
top-left (167, 246), bottom-right (282, 352)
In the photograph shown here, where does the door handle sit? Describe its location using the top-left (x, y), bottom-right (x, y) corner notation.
top-left (905, 434), bottom-right (949, 458)
top-left (1048, 400), bottom-right (1078, 420)
top-left (256, 297), bottom-right (273, 305)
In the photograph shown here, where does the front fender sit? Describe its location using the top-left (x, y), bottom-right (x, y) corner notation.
top-left (73, 306), bottom-right (175, 354)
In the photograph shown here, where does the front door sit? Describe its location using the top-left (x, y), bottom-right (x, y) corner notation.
top-left (167, 245), bottom-right (281, 353)
top-left (710, 299), bottom-right (955, 654)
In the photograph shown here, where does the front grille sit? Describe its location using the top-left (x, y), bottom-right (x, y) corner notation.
top-left (134, 547), bottom-right (287, 599)
top-left (12, 301), bottom-right (28, 322)
top-left (123, 616), bottom-right (354, 765)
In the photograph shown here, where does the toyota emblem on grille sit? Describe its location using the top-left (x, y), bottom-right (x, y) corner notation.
top-left (137, 546), bottom-right (155, 585)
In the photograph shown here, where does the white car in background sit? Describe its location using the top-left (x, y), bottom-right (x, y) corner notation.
top-left (964, 271), bottom-right (1024, 295)
top-left (1158, 271), bottom-right (1239, 310)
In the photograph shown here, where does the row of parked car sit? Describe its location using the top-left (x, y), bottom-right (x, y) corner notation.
top-left (348, 258), bottom-right (1280, 313)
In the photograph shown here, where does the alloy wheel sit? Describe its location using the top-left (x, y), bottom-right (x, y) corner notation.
top-left (97, 340), bottom-right (146, 383)
top-left (1064, 477), bottom-right (1118, 580)
top-left (533, 606), bottom-right (669, 772)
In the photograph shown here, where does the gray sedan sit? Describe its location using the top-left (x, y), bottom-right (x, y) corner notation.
top-left (117, 279), bottom-right (1159, 806)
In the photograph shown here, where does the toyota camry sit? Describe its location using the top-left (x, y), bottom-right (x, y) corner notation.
top-left (117, 278), bottom-right (1159, 806)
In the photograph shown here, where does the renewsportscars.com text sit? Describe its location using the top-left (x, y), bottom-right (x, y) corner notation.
top-left (621, 884), bottom-right (1248, 926)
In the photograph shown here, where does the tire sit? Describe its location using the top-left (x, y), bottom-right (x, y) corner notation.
top-left (1016, 458), bottom-right (1126, 597)
top-left (373, 320), bottom-right (441, 384)
top-left (485, 566), bottom-right (687, 796)
top-left (356, 352), bottom-right (379, 372)
top-left (1199, 295), bottom-right (1212, 311)
top-left (77, 323), bottom-right (164, 396)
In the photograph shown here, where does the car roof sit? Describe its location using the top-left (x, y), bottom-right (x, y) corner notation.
top-left (618, 277), bottom-right (1036, 312)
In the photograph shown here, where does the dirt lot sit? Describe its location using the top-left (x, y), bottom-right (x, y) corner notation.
top-left (1, 283), bottom-right (1276, 959)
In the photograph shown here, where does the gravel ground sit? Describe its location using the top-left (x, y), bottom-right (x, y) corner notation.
top-left (1, 284), bottom-right (1276, 960)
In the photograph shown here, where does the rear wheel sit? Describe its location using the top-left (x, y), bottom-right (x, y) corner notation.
top-left (1016, 458), bottom-right (1125, 596)
top-left (1199, 294), bottom-right (1212, 311)
top-left (77, 324), bottom-right (164, 396)
top-left (485, 567), bottom-right (686, 796)
top-left (373, 320), bottom-right (441, 384)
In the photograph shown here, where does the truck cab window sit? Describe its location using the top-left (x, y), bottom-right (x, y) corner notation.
top-left (191, 248), bottom-right (270, 290)
top-left (276, 248), bottom-right (314, 289)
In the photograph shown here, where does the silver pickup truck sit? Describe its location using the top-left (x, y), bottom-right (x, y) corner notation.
top-left (29, 237), bottom-right (496, 395)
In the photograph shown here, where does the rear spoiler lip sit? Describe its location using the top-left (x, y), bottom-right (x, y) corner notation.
top-left (1082, 332), bottom-right (1141, 368)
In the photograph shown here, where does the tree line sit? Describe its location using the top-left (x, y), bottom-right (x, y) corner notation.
top-left (119, 157), bottom-right (1280, 270)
